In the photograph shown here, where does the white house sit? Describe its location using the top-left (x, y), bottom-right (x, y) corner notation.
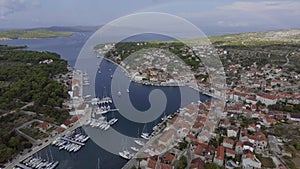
top-left (227, 127), bottom-right (239, 138)
top-left (256, 93), bottom-right (277, 106)
top-left (242, 153), bottom-right (262, 169)
top-left (245, 97), bottom-right (258, 105)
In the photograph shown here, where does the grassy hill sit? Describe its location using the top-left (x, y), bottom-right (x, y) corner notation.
top-left (97, 29), bottom-right (300, 74)
top-left (208, 29), bottom-right (300, 46)
top-left (0, 29), bottom-right (73, 40)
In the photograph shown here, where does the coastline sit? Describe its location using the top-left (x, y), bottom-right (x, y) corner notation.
top-left (0, 35), bottom-right (73, 41)
top-left (102, 57), bottom-right (224, 100)
top-left (102, 57), bottom-right (193, 87)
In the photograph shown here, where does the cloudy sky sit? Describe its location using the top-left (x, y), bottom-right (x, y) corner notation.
top-left (0, 0), bottom-right (299, 35)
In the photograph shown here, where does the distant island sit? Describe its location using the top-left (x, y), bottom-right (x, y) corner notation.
top-left (0, 29), bottom-right (73, 40)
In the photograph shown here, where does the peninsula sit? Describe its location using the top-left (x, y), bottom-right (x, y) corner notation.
top-left (0, 45), bottom-right (71, 164)
top-left (0, 29), bottom-right (73, 40)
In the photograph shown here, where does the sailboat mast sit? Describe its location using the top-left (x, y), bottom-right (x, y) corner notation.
top-left (49, 147), bottom-right (54, 161)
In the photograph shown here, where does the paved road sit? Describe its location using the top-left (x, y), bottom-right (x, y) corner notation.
top-left (0, 102), bottom-right (34, 118)
top-left (283, 52), bottom-right (290, 66)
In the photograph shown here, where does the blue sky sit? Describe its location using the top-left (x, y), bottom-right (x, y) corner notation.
top-left (0, 0), bottom-right (300, 34)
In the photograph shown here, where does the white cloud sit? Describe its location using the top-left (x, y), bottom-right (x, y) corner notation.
top-left (178, 1), bottom-right (300, 29)
top-left (219, 1), bottom-right (300, 13)
top-left (0, 0), bottom-right (40, 19)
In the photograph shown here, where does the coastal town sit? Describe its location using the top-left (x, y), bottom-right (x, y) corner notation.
top-left (0, 30), bottom-right (299, 169)
top-left (1, 0), bottom-right (300, 168)
top-left (94, 40), bottom-right (300, 169)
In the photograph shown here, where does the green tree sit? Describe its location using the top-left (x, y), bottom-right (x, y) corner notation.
top-left (176, 155), bottom-right (187, 169)
top-left (204, 163), bottom-right (224, 169)
top-left (8, 137), bottom-right (20, 149)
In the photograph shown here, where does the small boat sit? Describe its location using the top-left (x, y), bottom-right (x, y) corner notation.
top-left (104, 124), bottom-right (110, 130)
top-left (117, 91), bottom-right (121, 96)
top-left (131, 146), bottom-right (139, 152)
top-left (141, 134), bottom-right (150, 140)
top-left (108, 118), bottom-right (118, 125)
top-left (82, 136), bottom-right (90, 142)
top-left (119, 151), bottom-right (130, 159)
top-left (96, 108), bottom-right (108, 115)
top-left (119, 150), bottom-right (134, 159)
top-left (49, 161), bottom-right (59, 169)
top-left (126, 89), bottom-right (130, 93)
top-left (134, 140), bottom-right (144, 146)
top-left (100, 123), bottom-right (106, 129)
top-left (59, 145), bottom-right (65, 150)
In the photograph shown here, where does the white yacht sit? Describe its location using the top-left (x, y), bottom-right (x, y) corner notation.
top-left (131, 146), bottom-right (139, 152)
top-left (141, 134), bottom-right (150, 140)
top-left (119, 151), bottom-right (130, 159)
top-left (104, 124), bottom-right (110, 130)
top-left (134, 140), bottom-right (144, 146)
top-left (108, 118), bottom-right (118, 125)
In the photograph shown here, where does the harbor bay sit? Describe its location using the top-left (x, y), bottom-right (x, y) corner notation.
top-left (1, 33), bottom-right (210, 169)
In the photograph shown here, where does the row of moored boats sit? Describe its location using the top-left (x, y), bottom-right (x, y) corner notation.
top-left (85, 116), bottom-right (118, 131)
top-left (19, 157), bottom-right (59, 169)
top-left (51, 133), bottom-right (89, 153)
top-left (119, 115), bottom-right (174, 160)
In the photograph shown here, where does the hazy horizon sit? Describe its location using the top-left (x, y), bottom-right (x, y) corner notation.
top-left (1, 0), bottom-right (300, 36)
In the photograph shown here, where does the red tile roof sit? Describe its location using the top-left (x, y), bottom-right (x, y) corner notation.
top-left (226, 148), bottom-right (236, 155)
top-left (147, 159), bottom-right (156, 169)
top-left (198, 104), bottom-right (206, 111)
top-left (265, 117), bottom-right (276, 124)
top-left (221, 119), bottom-right (230, 126)
top-left (194, 143), bottom-right (207, 156)
top-left (258, 93), bottom-right (277, 100)
top-left (256, 132), bottom-right (267, 142)
top-left (223, 137), bottom-right (234, 145)
top-left (204, 101), bottom-right (211, 108)
top-left (248, 135), bottom-right (257, 141)
top-left (190, 158), bottom-right (205, 169)
top-left (163, 153), bottom-right (175, 163)
top-left (193, 122), bottom-right (204, 129)
top-left (56, 127), bottom-right (65, 133)
top-left (216, 146), bottom-right (225, 160)
top-left (236, 141), bottom-right (243, 147)
top-left (37, 122), bottom-right (50, 130)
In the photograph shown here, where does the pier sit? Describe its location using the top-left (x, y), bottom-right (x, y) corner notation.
top-left (60, 137), bottom-right (85, 146)
top-left (15, 163), bottom-right (31, 169)
top-left (108, 108), bottom-right (119, 112)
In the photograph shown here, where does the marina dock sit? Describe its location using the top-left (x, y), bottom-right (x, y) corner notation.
top-left (60, 137), bottom-right (85, 146)
top-left (15, 163), bottom-right (31, 169)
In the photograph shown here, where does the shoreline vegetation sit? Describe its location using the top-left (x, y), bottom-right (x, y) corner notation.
top-left (0, 29), bottom-right (73, 40)
top-left (0, 45), bottom-right (70, 163)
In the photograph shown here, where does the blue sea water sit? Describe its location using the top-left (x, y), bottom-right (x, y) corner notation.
top-left (0, 32), bottom-right (210, 169)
